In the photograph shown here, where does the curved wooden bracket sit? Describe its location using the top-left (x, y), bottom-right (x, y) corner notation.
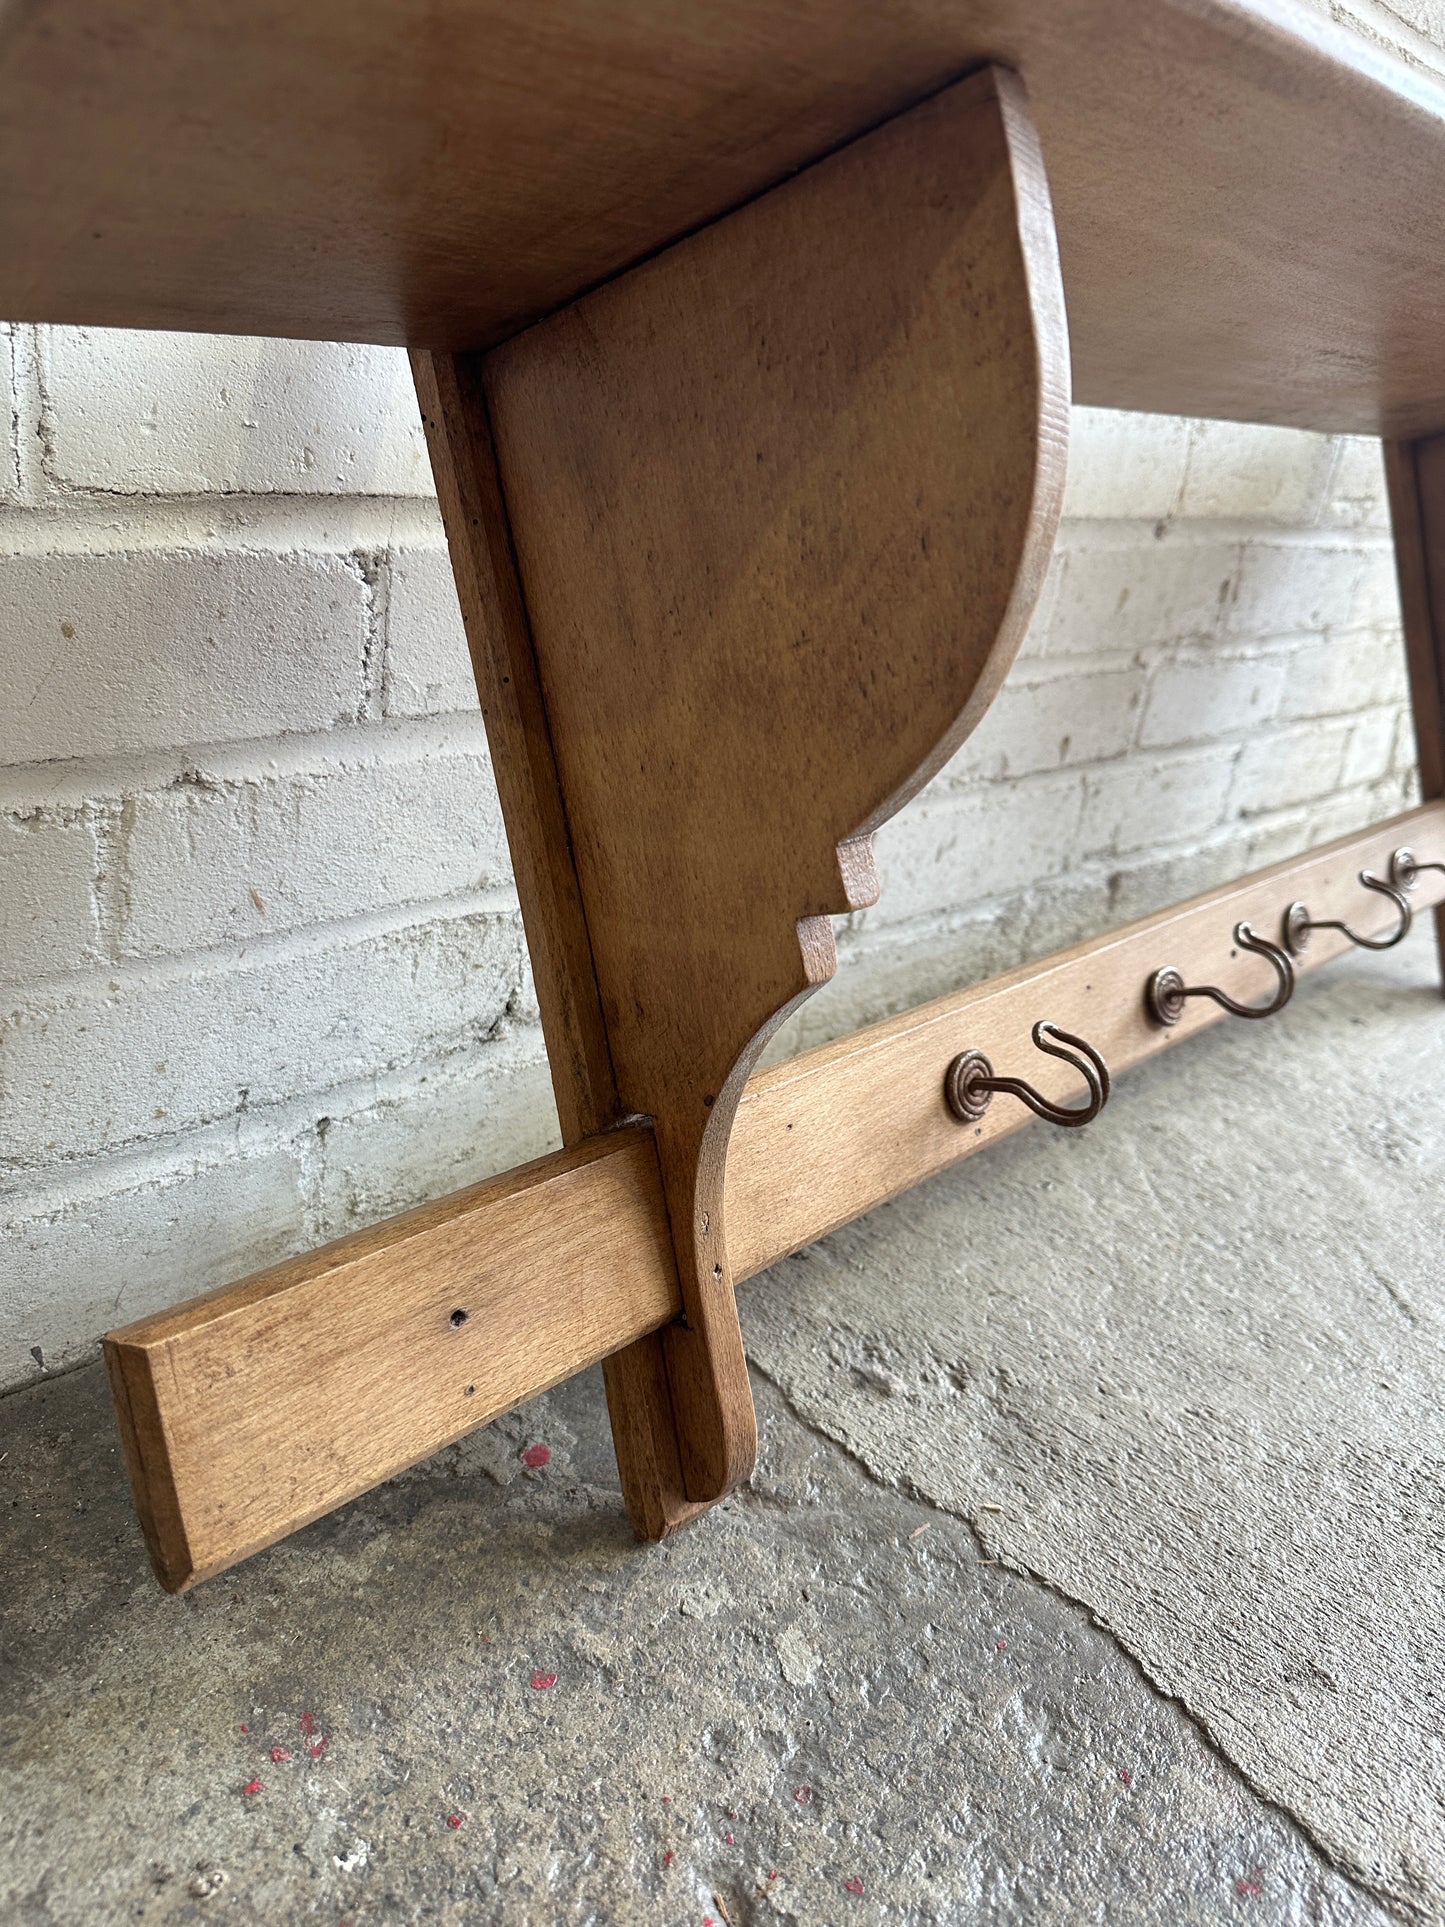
top-left (460, 65), bottom-right (1069, 1530)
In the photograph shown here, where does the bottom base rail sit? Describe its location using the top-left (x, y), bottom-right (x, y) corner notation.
top-left (105, 802), bottom-right (1445, 1589)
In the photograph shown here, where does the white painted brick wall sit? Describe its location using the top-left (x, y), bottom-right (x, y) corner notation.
top-left (39, 328), bottom-right (432, 496)
top-left (1, 0), bottom-right (1440, 1391)
top-left (0, 548), bottom-right (371, 762)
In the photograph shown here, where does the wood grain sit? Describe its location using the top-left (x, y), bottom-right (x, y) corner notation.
top-left (104, 1130), bottom-right (678, 1592)
top-left (5, 2), bottom-right (1445, 434)
top-left (410, 351), bottom-right (699, 1541)
top-left (485, 67), bottom-right (1068, 1506)
top-left (1386, 436), bottom-right (1445, 985)
top-left (409, 351), bottom-right (618, 1143)
top-left (105, 803), bottom-right (1445, 1590)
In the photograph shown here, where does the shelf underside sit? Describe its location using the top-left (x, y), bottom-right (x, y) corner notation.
top-left (5, 0), bottom-right (1445, 434)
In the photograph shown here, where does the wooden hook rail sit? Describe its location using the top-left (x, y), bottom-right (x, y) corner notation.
top-left (106, 804), bottom-right (1445, 1590)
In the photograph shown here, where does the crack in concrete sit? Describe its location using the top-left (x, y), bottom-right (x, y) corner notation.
top-left (746, 1353), bottom-right (1416, 1924)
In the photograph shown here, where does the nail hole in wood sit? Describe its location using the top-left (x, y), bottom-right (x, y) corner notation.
top-left (450, 1308), bottom-right (469, 1328)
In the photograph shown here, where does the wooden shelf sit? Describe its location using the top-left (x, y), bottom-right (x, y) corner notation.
top-left (19, 18), bottom-right (1443, 1585)
top-left (5, 0), bottom-right (1445, 432)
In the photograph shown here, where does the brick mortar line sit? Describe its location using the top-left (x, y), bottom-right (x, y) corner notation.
top-left (0, 674), bottom-right (1395, 814)
top-left (0, 884), bottom-right (525, 1008)
top-left (0, 1021), bottom-right (554, 1221)
top-left (0, 496), bottom-right (1400, 556)
top-left (859, 783), bottom-right (1417, 930)
top-left (0, 981), bottom-right (535, 1185)
top-left (1003, 635), bottom-right (1405, 686)
top-left (1054, 518), bottom-right (1395, 551)
top-left (2, 324), bottom-right (20, 499)
top-left (0, 490), bottom-right (447, 556)
top-left (0, 641), bottom-right (1403, 814)
top-left (0, 710), bottom-right (492, 807)
top-left (1, 726), bottom-right (1409, 989)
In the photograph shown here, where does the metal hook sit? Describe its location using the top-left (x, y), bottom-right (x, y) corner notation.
top-left (1283, 869), bottom-right (1412, 955)
top-left (1388, 846), bottom-right (1445, 893)
top-left (1144, 921), bottom-right (1294, 1028)
top-left (944, 1020), bottom-right (1111, 1130)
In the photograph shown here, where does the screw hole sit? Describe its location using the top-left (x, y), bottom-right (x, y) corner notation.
top-left (465, 1384), bottom-right (476, 1397)
top-left (450, 1308), bottom-right (469, 1329)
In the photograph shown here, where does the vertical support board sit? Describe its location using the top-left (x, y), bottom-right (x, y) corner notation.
top-left (1386, 434), bottom-right (1445, 989)
top-left (481, 66), bottom-right (1070, 1514)
top-left (412, 350), bottom-right (702, 1539)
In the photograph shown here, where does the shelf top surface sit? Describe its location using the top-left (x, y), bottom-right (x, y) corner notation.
top-left (5, 0), bottom-right (1445, 435)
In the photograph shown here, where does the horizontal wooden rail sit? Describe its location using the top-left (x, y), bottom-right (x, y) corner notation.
top-left (106, 1134), bottom-right (678, 1591)
top-left (107, 803), bottom-right (1445, 1588)
top-left (727, 801), bottom-right (1445, 1271)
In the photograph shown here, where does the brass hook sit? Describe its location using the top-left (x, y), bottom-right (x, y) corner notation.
top-left (1283, 870), bottom-right (1412, 956)
top-left (944, 1020), bottom-right (1111, 1130)
top-left (1145, 921), bottom-right (1295, 1028)
top-left (1388, 846), bottom-right (1445, 892)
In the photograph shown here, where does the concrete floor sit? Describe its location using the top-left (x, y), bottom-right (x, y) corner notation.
top-left (3, 950), bottom-right (1443, 1925)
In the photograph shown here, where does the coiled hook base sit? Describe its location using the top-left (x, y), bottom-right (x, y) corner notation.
top-left (1283, 900), bottom-right (1315, 953)
top-left (1389, 846), bottom-right (1445, 892)
top-left (945, 1050), bottom-right (996, 1123)
top-left (1145, 967), bottom-right (1190, 1027)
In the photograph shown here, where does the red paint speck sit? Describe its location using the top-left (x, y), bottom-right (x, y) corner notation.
top-left (767, 1870), bottom-right (778, 1881)
top-left (703, 1917), bottom-right (713, 1926)
top-left (446, 1813), bottom-right (465, 1831)
top-left (521, 1443), bottom-right (551, 1469)
top-left (794, 1784), bottom-right (813, 1804)
top-left (309, 1736), bottom-right (329, 1759)
top-left (242, 1778), bottom-right (262, 1796)
top-left (661, 1795), bottom-right (672, 1804)
top-left (994, 1637), bottom-right (1009, 1651)
top-left (1117, 1767), bottom-right (1132, 1786)
top-left (1237, 1872), bottom-right (1264, 1898)
top-left (239, 1724), bottom-right (248, 1733)
top-left (300, 1712), bottom-right (316, 1737)
top-left (270, 1746), bottom-right (292, 1763)
top-left (723, 1831), bottom-right (734, 1844)
top-left (530, 1671), bottom-right (557, 1690)
top-left (662, 1851), bottom-right (674, 1867)
top-left (845, 1877), bottom-right (866, 1896)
